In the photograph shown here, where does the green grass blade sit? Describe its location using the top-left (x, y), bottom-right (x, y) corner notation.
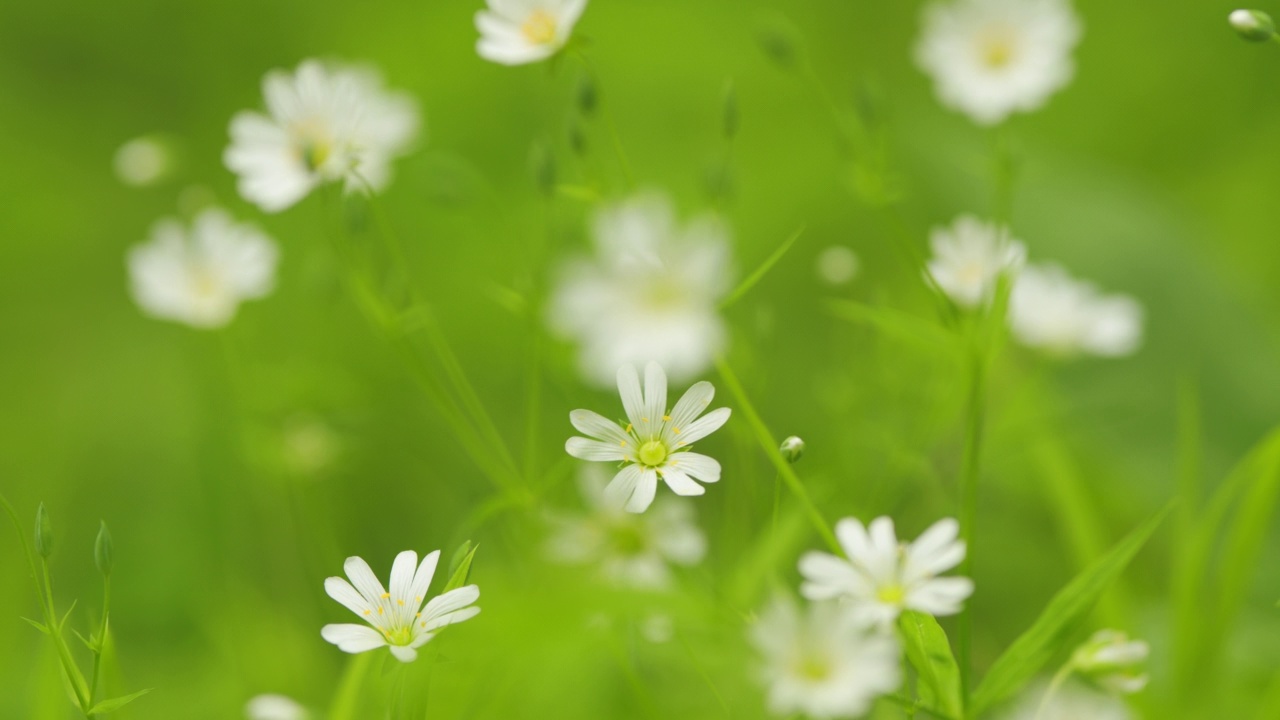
top-left (898, 611), bottom-right (963, 720)
top-left (969, 504), bottom-right (1171, 716)
top-left (826, 300), bottom-right (959, 357)
top-left (719, 226), bottom-right (805, 310)
top-left (86, 688), bottom-right (151, 716)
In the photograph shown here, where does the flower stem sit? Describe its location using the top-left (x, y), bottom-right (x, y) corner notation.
top-left (956, 343), bottom-right (988, 707)
top-left (88, 577), bottom-right (111, 705)
top-left (330, 652), bottom-right (374, 720)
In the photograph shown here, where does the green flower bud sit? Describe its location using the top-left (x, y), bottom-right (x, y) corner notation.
top-left (95, 521), bottom-right (114, 577)
top-left (722, 80), bottom-right (739, 140)
top-left (780, 436), bottom-right (805, 463)
top-left (1071, 629), bottom-right (1150, 694)
top-left (1229, 9), bottom-right (1276, 42)
top-left (34, 503), bottom-right (53, 559)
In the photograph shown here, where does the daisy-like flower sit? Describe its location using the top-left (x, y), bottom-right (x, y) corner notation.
top-left (475, 0), bottom-right (587, 65)
top-left (1071, 629), bottom-right (1150, 694)
top-left (799, 517), bottom-right (973, 627)
top-left (925, 215), bottom-right (1025, 308)
top-left (1008, 263), bottom-right (1143, 357)
top-left (245, 694), bottom-right (309, 720)
top-left (546, 465), bottom-right (706, 588)
top-left (548, 192), bottom-right (733, 387)
top-left (750, 595), bottom-right (902, 719)
top-left (321, 550), bottom-right (480, 663)
top-left (127, 208), bottom-right (277, 329)
top-left (565, 362), bottom-right (731, 513)
top-left (224, 59), bottom-right (418, 213)
top-left (1000, 680), bottom-right (1132, 720)
top-left (915, 0), bottom-right (1082, 126)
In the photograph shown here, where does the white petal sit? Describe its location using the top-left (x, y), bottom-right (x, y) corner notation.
top-left (408, 550), bottom-right (441, 613)
top-left (671, 407), bottom-right (730, 446)
top-left (642, 361), bottom-right (667, 437)
top-left (321, 624), bottom-right (387, 654)
top-left (343, 556), bottom-right (387, 605)
top-left (570, 409), bottom-right (632, 445)
top-left (324, 576), bottom-right (370, 619)
top-left (420, 585), bottom-right (480, 626)
top-left (625, 469), bottom-right (659, 513)
top-left (421, 605), bottom-right (482, 633)
top-left (659, 468), bottom-right (705, 496)
top-left (565, 437), bottom-right (629, 462)
top-left (668, 451), bottom-right (720, 483)
top-left (798, 552), bottom-right (864, 600)
top-left (616, 364), bottom-right (646, 430)
top-left (835, 517), bottom-right (872, 562)
top-left (389, 644), bottom-right (418, 663)
top-left (602, 464), bottom-right (643, 511)
top-left (906, 577), bottom-right (974, 616)
top-left (664, 381), bottom-right (714, 444)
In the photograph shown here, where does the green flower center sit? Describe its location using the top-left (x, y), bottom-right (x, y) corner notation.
top-left (638, 440), bottom-right (668, 467)
top-left (877, 583), bottom-right (906, 604)
top-left (796, 654), bottom-right (832, 681)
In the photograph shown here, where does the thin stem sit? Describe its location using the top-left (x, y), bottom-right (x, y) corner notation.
top-left (956, 344), bottom-right (988, 706)
top-left (329, 652), bottom-right (374, 720)
top-left (42, 560), bottom-right (92, 713)
top-left (1033, 662), bottom-right (1074, 720)
top-left (571, 51), bottom-right (635, 189)
top-left (89, 577), bottom-right (111, 705)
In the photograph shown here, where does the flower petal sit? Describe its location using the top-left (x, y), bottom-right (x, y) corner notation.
top-left (422, 605), bottom-right (482, 633)
top-left (659, 468), bottom-right (705, 496)
top-left (408, 550), bottom-right (441, 614)
top-left (668, 451), bottom-right (720, 483)
top-left (625, 468), bottom-right (659, 513)
top-left (570, 409), bottom-right (632, 446)
top-left (324, 576), bottom-right (370, 619)
top-left (321, 623), bottom-right (387, 654)
top-left (389, 644), bottom-right (418, 663)
top-left (343, 556), bottom-right (387, 606)
top-left (664, 381), bottom-right (714, 444)
top-left (641, 361), bottom-right (667, 438)
top-left (671, 407), bottom-right (730, 446)
top-left (602, 464), bottom-right (643, 511)
top-left (616, 364), bottom-right (646, 430)
top-left (421, 585), bottom-right (480, 627)
top-left (565, 437), bottom-right (629, 462)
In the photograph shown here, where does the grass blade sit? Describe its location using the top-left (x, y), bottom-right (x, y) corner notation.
top-left (898, 611), bottom-right (963, 720)
top-left (719, 226), bottom-right (805, 310)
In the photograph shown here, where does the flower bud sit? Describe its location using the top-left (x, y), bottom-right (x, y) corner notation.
top-left (1229, 9), bottom-right (1276, 42)
top-left (722, 80), bottom-right (739, 140)
top-left (34, 502), bottom-right (53, 559)
top-left (780, 436), bottom-right (805, 463)
top-left (1071, 629), bottom-right (1149, 694)
top-left (95, 521), bottom-right (114, 577)
top-left (577, 74), bottom-right (598, 117)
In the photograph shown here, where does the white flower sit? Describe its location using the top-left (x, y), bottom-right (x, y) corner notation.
top-left (816, 245), bottom-right (860, 286)
top-left (799, 517), bottom-right (973, 627)
top-left (546, 465), bottom-right (706, 588)
top-left (475, 0), bottom-right (588, 65)
top-left (565, 361), bottom-right (731, 513)
top-left (127, 208), bottom-right (277, 329)
top-left (750, 595), bottom-right (901, 719)
top-left (1071, 629), bottom-right (1149, 694)
top-left (916, 0), bottom-right (1082, 126)
top-left (1008, 263), bottom-right (1143, 357)
top-left (114, 136), bottom-right (175, 187)
top-left (925, 215), bottom-right (1025, 308)
top-left (548, 192), bottom-right (732, 387)
top-left (224, 59), bottom-right (419, 213)
top-left (1000, 679), bottom-right (1132, 720)
top-left (321, 550), bottom-right (480, 663)
top-left (245, 694), bottom-right (308, 720)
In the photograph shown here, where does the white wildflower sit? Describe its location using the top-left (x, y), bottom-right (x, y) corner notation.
top-left (799, 516), bottom-right (973, 627)
top-left (546, 465), bottom-right (706, 588)
top-left (1072, 629), bottom-right (1150, 694)
top-left (816, 245), bottom-right (860, 286)
top-left (925, 215), bottom-right (1025, 308)
top-left (916, 0), bottom-right (1082, 125)
top-left (321, 550), bottom-right (480, 663)
top-left (750, 595), bottom-right (901, 719)
top-left (245, 694), bottom-right (309, 720)
top-left (1008, 263), bottom-right (1143, 357)
top-left (565, 361), bottom-right (731, 513)
top-left (127, 208), bottom-right (277, 329)
top-left (1000, 679), bottom-right (1132, 720)
top-left (549, 192), bottom-right (732, 387)
top-left (224, 59), bottom-right (418, 212)
top-left (114, 136), bottom-right (175, 187)
top-left (475, 0), bottom-right (588, 65)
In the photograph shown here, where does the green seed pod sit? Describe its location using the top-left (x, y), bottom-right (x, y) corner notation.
top-left (780, 436), bottom-right (805, 463)
top-left (95, 521), bottom-right (114, 577)
top-left (1229, 9), bottom-right (1276, 42)
top-left (34, 502), bottom-right (53, 559)
top-left (722, 80), bottom-right (739, 139)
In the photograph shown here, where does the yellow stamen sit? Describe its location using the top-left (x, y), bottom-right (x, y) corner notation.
top-left (381, 592), bottom-right (390, 599)
top-left (520, 9), bottom-right (558, 45)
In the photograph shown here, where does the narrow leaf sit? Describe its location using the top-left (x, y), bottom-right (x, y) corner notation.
top-left (87, 688), bottom-right (151, 715)
top-left (443, 543), bottom-right (479, 593)
top-left (20, 617), bottom-right (49, 635)
top-left (970, 504), bottom-right (1170, 716)
top-left (898, 611), bottom-right (962, 720)
top-left (719, 226), bottom-right (805, 310)
top-left (827, 300), bottom-right (959, 356)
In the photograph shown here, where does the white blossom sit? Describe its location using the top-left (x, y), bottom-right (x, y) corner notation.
top-left (1008, 263), bottom-right (1143, 357)
top-left (925, 215), bottom-right (1025, 308)
top-left (476, 0), bottom-right (588, 65)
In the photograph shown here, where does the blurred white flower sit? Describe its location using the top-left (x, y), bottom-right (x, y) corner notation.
top-left (1072, 629), bottom-right (1150, 694)
top-left (642, 613), bottom-right (675, 644)
top-left (565, 362), bottom-right (731, 513)
top-left (546, 465), bottom-right (706, 588)
top-left (224, 59), bottom-right (419, 212)
top-left (548, 192), bottom-right (733, 387)
top-left (475, 0), bottom-right (588, 65)
top-left (925, 215), bottom-right (1025, 308)
top-left (282, 416), bottom-right (342, 477)
top-left (799, 516), bottom-right (973, 627)
top-left (113, 136), bottom-right (175, 187)
top-left (245, 694), bottom-right (308, 720)
top-left (750, 595), bottom-right (901, 719)
top-left (321, 550), bottom-right (480, 663)
top-left (127, 208), bottom-right (277, 329)
top-left (1008, 263), bottom-right (1143, 357)
top-left (915, 0), bottom-right (1082, 126)
top-left (1000, 679), bottom-right (1132, 720)
top-left (816, 245), bottom-right (860, 286)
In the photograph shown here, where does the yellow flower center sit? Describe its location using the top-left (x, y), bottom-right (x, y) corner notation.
top-left (877, 583), bottom-right (906, 604)
top-left (521, 9), bottom-right (558, 45)
top-left (638, 440), bottom-right (668, 467)
top-left (979, 30), bottom-right (1017, 69)
top-left (796, 654), bottom-right (832, 681)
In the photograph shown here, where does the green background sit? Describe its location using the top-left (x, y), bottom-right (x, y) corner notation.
top-left (1, 0), bottom-right (1278, 717)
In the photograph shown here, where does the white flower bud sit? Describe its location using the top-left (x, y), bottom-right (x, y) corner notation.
top-left (780, 436), bottom-right (805, 463)
top-left (1071, 629), bottom-right (1149, 695)
top-left (1230, 9), bottom-right (1276, 42)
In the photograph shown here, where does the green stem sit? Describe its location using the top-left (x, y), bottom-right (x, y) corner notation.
top-left (329, 652), bottom-right (374, 720)
top-left (89, 577), bottom-right (111, 705)
top-left (714, 356), bottom-right (841, 554)
top-left (42, 560), bottom-right (92, 714)
top-left (571, 51), bottom-right (635, 189)
top-left (956, 345), bottom-right (988, 707)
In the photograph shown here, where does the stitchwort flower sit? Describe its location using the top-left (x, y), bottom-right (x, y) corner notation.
top-left (475, 0), bottom-right (588, 65)
top-left (224, 59), bottom-right (418, 212)
top-left (799, 516), bottom-right (973, 626)
top-left (1008, 263), bottom-right (1143, 357)
top-left (321, 550), bottom-right (479, 663)
top-left (925, 214), bottom-right (1025, 308)
top-left (565, 362), bottom-right (730, 513)
top-left (1072, 629), bottom-right (1150, 694)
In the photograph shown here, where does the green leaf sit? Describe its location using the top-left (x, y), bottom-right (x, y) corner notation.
top-left (20, 616), bottom-right (49, 635)
top-left (970, 504), bottom-right (1170, 717)
top-left (827, 300), bottom-right (959, 357)
top-left (87, 688), bottom-right (151, 716)
top-left (443, 542), bottom-right (479, 593)
top-left (898, 611), bottom-right (962, 720)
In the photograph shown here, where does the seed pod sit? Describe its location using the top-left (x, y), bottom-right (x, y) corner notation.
top-left (95, 521), bottom-right (114, 577)
top-left (34, 503), bottom-right (53, 559)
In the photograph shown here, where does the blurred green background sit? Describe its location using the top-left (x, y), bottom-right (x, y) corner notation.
top-left (2, 0), bottom-right (1279, 717)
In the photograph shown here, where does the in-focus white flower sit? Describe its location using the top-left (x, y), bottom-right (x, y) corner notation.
top-left (114, 136), bottom-right (176, 187)
top-left (245, 694), bottom-right (309, 720)
top-left (322, 550), bottom-right (480, 663)
top-left (1008, 263), bottom-right (1143, 357)
top-left (127, 208), bottom-right (278, 329)
top-left (750, 595), bottom-right (901, 719)
top-left (225, 59), bottom-right (419, 213)
top-left (1000, 679), bottom-right (1132, 720)
top-left (916, 0), bottom-right (1082, 126)
top-left (799, 516), bottom-right (973, 627)
top-left (546, 465), bottom-right (706, 588)
top-left (565, 362), bottom-right (731, 513)
top-left (925, 215), bottom-right (1025, 308)
top-left (549, 192), bottom-right (733, 387)
top-left (1071, 629), bottom-right (1149, 694)
top-left (475, 0), bottom-right (588, 65)
top-left (816, 245), bottom-right (860, 286)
